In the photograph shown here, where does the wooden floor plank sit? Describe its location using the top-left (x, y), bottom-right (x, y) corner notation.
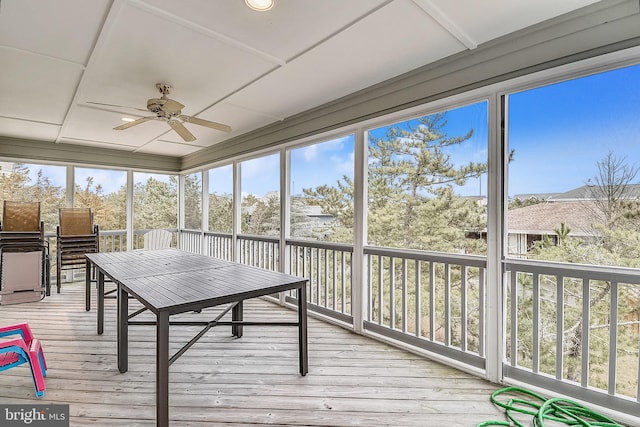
top-left (0, 282), bottom-right (504, 426)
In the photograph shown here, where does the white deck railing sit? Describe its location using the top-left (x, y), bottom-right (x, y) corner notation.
top-left (286, 238), bottom-right (353, 322)
top-left (504, 258), bottom-right (640, 416)
top-left (48, 228), bottom-right (639, 417)
top-left (175, 231), bottom-right (640, 418)
top-left (363, 246), bottom-right (487, 370)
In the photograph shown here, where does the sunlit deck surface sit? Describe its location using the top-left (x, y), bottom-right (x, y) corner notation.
top-left (0, 283), bottom-right (504, 426)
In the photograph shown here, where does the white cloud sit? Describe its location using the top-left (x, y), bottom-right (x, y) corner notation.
top-left (303, 144), bottom-right (318, 161)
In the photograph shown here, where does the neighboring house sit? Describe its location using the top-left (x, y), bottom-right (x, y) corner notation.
top-left (507, 200), bottom-right (601, 257)
top-left (292, 205), bottom-right (335, 238)
top-left (0, 161), bottom-right (17, 176)
top-left (507, 184), bottom-right (640, 257)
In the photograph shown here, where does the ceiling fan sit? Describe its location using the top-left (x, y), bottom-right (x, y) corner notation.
top-left (95, 83), bottom-right (231, 142)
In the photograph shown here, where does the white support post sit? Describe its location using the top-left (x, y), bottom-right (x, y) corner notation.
top-left (178, 174), bottom-right (185, 249)
top-left (232, 161), bottom-right (241, 263)
top-left (352, 128), bottom-right (368, 334)
top-left (66, 166), bottom-right (74, 208)
top-left (280, 149), bottom-right (290, 303)
top-left (63, 166), bottom-right (75, 282)
top-left (126, 170), bottom-right (133, 251)
top-left (485, 93), bottom-right (506, 383)
top-left (201, 168), bottom-right (209, 256)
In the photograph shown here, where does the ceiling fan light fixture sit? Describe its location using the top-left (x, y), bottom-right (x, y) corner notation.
top-left (245, 0), bottom-right (274, 12)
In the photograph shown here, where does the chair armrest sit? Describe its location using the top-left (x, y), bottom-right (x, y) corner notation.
top-left (0, 337), bottom-right (29, 353)
top-left (0, 323), bottom-right (34, 342)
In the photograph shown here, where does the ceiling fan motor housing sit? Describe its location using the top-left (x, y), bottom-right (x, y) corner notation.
top-left (147, 98), bottom-right (168, 115)
top-left (156, 83), bottom-right (172, 96)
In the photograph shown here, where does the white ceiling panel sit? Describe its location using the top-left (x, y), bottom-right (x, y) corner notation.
top-left (0, 0), bottom-right (111, 64)
top-left (57, 137), bottom-right (145, 152)
top-left (0, 117), bottom-right (60, 142)
top-left (136, 139), bottom-right (202, 156)
top-left (77, 1), bottom-right (279, 112)
top-left (228, 0), bottom-right (466, 120)
top-left (430, 0), bottom-right (603, 45)
top-left (0, 47), bottom-right (84, 124)
top-left (162, 101), bottom-right (281, 147)
top-left (142, 0), bottom-right (389, 61)
top-left (63, 105), bottom-right (167, 149)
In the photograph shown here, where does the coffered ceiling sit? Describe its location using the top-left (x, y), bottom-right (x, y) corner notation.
top-left (0, 0), bottom-right (603, 157)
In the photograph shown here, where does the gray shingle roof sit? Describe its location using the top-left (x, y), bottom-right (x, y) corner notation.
top-left (508, 201), bottom-right (603, 236)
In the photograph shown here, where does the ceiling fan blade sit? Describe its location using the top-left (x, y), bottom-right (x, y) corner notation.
top-left (179, 115), bottom-right (232, 133)
top-left (113, 116), bottom-right (154, 130)
top-left (87, 101), bottom-right (148, 113)
top-left (162, 98), bottom-right (185, 113)
top-left (168, 120), bottom-right (196, 142)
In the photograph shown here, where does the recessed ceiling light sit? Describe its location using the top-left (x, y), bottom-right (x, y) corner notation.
top-left (121, 117), bottom-right (135, 122)
top-left (245, 0), bottom-right (274, 12)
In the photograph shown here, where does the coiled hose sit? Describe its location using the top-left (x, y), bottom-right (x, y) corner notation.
top-left (476, 386), bottom-right (626, 427)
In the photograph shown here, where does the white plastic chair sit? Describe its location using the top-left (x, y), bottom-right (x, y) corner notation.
top-left (143, 230), bottom-right (173, 250)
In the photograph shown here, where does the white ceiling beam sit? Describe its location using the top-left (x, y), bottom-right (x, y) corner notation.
top-left (0, 45), bottom-right (86, 69)
top-left (54, 0), bottom-right (129, 143)
top-left (223, 101), bottom-right (285, 122)
top-left (411, 0), bottom-right (478, 50)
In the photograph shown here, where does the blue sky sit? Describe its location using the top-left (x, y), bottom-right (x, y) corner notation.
top-left (508, 63), bottom-right (640, 196)
top-left (24, 62), bottom-right (640, 199)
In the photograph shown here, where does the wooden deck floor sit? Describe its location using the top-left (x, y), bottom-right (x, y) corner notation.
top-left (0, 283), bottom-right (504, 426)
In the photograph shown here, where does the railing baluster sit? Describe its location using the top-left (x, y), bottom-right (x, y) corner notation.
top-left (390, 256), bottom-right (395, 329)
top-left (461, 264), bottom-right (467, 352)
top-left (324, 248), bottom-right (329, 308)
top-left (368, 254), bottom-right (372, 321)
top-left (415, 260), bottom-right (421, 338)
top-left (444, 263), bottom-right (450, 346)
top-left (478, 267), bottom-right (485, 358)
top-left (533, 272), bottom-right (540, 374)
top-left (510, 269), bottom-right (517, 367)
top-left (429, 261), bottom-right (435, 342)
top-left (332, 250), bottom-right (337, 310)
top-left (556, 275), bottom-right (564, 381)
top-left (402, 258), bottom-right (407, 333)
top-left (378, 255), bottom-right (383, 325)
top-left (341, 251), bottom-right (346, 313)
top-left (581, 278), bottom-right (590, 388)
top-left (315, 248), bottom-right (320, 305)
top-left (608, 280), bottom-right (618, 395)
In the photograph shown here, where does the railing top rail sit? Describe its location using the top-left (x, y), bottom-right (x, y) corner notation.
top-left (364, 245), bottom-right (486, 267)
top-left (287, 238), bottom-right (354, 253)
top-left (237, 233), bottom-right (279, 243)
top-left (178, 228), bottom-right (201, 234)
top-left (204, 231), bottom-right (232, 238)
top-left (504, 257), bottom-right (640, 283)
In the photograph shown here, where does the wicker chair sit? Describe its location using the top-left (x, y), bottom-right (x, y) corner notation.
top-left (0, 201), bottom-right (50, 303)
top-left (56, 208), bottom-right (99, 293)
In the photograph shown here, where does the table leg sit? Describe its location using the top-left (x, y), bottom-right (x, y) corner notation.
top-left (232, 300), bottom-right (243, 338)
top-left (117, 284), bottom-right (129, 373)
top-left (85, 260), bottom-right (91, 311)
top-left (298, 284), bottom-right (308, 376)
top-left (97, 271), bottom-right (104, 335)
top-left (157, 311), bottom-right (170, 427)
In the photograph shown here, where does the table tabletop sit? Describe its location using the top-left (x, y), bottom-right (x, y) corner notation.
top-left (87, 249), bottom-right (306, 314)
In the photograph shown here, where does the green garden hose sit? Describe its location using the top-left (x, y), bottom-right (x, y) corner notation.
top-left (476, 386), bottom-right (626, 427)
